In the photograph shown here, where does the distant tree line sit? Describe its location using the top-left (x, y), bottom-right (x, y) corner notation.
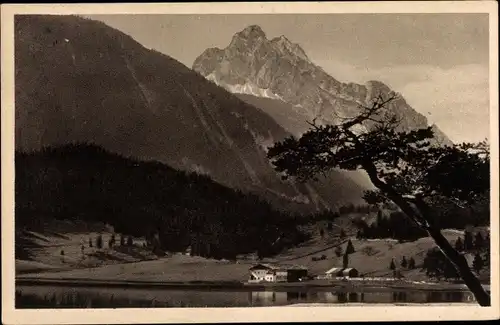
top-left (15, 144), bottom-right (311, 260)
top-left (354, 210), bottom-right (427, 242)
top-left (354, 207), bottom-right (489, 243)
top-left (338, 203), bottom-right (378, 215)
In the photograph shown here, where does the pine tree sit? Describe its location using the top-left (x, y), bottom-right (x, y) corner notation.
top-left (96, 234), bottom-right (103, 249)
top-left (483, 233), bottom-right (491, 266)
top-left (401, 256), bottom-right (408, 268)
top-left (422, 250), bottom-right (434, 277)
top-left (342, 251), bottom-right (349, 268)
top-left (88, 238), bottom-right (93, 248)
top-left (340, 228), bottom-right (346, 239)
top-left (485, 233), bottom-right (491, 250)
top-left (474, 232), bottom-right (485, 251)
top-left (127, 235), bottom-right (133, 246)
top-left (120, 234), bottom-right (125, 246)
top-left (472, 253), bottom-right (484, 274)
top-left (319, 228), bottom-right (325, 238)
top-left (464, 230), bottom-right (474, 251)
top-left (483, 245), bottom-right (490, 267)
top-left (376, 210), bottom-right (384, 226)
top-left (422, 247), bottom-right (459, 280)
top-left (408, 257), bottom-right (416, 269)
top-left (345, 239), bottom-right (355, 254)
top-left (390, 258), bottom-right (396, 271)
top-left (454, 237), bottom-right (464, 252)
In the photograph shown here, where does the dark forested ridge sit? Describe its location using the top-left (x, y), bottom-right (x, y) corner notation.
top-left (15, 144), bottom-right (310, 259)
top-left (15, 14), bottom-right (366, 214)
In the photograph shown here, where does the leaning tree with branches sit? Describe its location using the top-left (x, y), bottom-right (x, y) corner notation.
top-left (267, 94), bottom-right (490, 306)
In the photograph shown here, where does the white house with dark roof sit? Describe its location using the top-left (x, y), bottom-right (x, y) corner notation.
top-left (248, 263), bottom-right (308, 283)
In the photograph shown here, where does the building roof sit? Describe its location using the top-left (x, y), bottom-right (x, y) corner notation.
top-left (249, 263), bottom-right (280, 270)
top-left (325, 267), bottom-right (358, 274)
top-left (249, 263), bottom-right (308, 271)
top-left (325, 267), bottom-right (343, 274)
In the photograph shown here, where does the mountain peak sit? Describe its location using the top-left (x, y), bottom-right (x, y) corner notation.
top-left (274, 35), bottom-right (291, 43)
top-left (238, 25), bottom-right (266, 40)
top-left (270, 35), bottom-right (309, 62)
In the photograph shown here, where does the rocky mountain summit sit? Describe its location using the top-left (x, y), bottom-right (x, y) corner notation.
top-left (193, 25), bottom-right (452, 146)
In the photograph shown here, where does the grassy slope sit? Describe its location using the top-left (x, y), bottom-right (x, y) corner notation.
top-left (16, 219), bottom-right (154, 274)
top-left (16, 215), bottom-right (489, 283)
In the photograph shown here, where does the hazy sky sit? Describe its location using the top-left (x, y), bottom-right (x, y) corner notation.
top-left (88, 14), bottom-right (491, 143)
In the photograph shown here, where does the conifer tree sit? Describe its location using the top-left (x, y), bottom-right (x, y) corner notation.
top-left (408, 257), bottom-right (416, 269)
top-left (464, 231), bottom-right (474, 251)
top-left (345, 239), bottom-right (355, 254)
top-left (454, 236), bottom-right (464, 252)
top-left (390, 258), bottom-right (396, 271)
top-left (474, 232), bottom-right (485, 250)
top-left (401, 256), bottom-right (408, 268)
top-left (473, 253), bottom-right (484, 274)
top-left (96, 234), bottom-right (103, 249)
top-left (342, 251), bottom-right (349, 268)
top-left (110, 233), bottom-right (116, 248)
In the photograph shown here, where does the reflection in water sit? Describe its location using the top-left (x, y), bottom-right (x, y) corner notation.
top-left (16, 286), bottom-right (476, 308)
top-left (286, 291), bottom-right (307, 302)
top-left (392, 291), bottom-right (407, 302)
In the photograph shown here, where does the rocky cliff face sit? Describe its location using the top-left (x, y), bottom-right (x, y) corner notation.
top-left (193, 25), bottom-right (452, 146)
top-left (15, 16), bottom-right (366, 213)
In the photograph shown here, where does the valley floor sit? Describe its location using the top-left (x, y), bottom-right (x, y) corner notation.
top-left (15, 219), bottom-right (490, 285)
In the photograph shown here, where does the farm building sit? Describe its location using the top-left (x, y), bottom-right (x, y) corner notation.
top-left (248, 263), bottom-right (308, 283)
top-left (325, 267), bottom-right (359, 279)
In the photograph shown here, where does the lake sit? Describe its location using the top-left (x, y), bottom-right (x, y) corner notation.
top-left (15, 285), bottom-right (477, 308)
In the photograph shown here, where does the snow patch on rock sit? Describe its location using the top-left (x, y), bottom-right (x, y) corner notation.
top-left (205, 73), bottom-right (283, 101)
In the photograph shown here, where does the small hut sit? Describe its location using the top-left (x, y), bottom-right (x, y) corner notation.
top-left (325, 267), bottom-right (359, 279)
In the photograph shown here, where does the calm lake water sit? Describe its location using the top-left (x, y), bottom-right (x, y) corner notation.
top-left (16, 285), bottom-right (477, 308)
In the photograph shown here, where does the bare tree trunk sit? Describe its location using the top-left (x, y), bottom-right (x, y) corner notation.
top-left (363, 161), bottom-right (491, 306)
top-left (427, 227), bottom-right (490, 306)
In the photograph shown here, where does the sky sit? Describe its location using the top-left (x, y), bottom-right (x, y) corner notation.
top-left (88, 14), bottom-right (491, 143)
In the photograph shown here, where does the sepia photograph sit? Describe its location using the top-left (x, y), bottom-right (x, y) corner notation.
top-left (1, 1), bottom-right (499, 324)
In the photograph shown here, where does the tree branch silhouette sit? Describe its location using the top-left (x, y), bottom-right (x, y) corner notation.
top-left (267, 94), bottom-right (490, 306)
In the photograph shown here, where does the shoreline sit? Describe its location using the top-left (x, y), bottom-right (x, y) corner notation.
top-left (16, 277), bottom-right (486, 293)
